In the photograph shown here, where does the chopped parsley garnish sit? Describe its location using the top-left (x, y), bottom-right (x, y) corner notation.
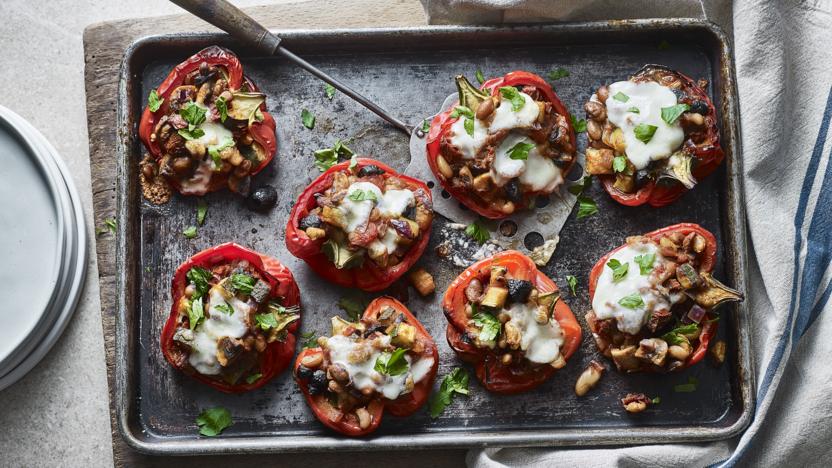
top-left (508, 141), bottom-right (535, 160)
top-left (255, 312), bottom-right (279, 330)
top-left (196, 199), bottom-right (208, 226)
top-left (313, 139), bottom-right (354, 172)
top-left (612, 91), bottom-right (630, 102)
top-left (215, 303), bottom-right (234, 315)
top-left (421, 119), bottom-right (430, 133)
top-left (324, 83), bottom-right (336, 100)
top-left (661, 323), bottom-right (700, 345)
top-left (463, 118), bottom-right (474, 136)
top-left (147, 90), bottom-right (163, 112)
top-left (429, 368), bottom-right (469, 418)
top-left (374, 348), bottom-right (408, 376)
top-left (612, 155), bottom-right (627, 173)
top-left (189, 297), bottom-right (204, 330)
top-left (450, 106), bottom-right (474, 119)
top-left (568, 175), bottom-right (592, 195)
top-left (182, 226), bottom-right (198, 239)
top-left (606, 259), bottom-right (629, 282)
top-left (618, 292), bottom-right (645, 309)
top-left (186, 267), bottom-right (212, 299)
top-left (104, 217), bottom-right (117, 234)
top-left (215, 96), bottom-right (228, 122)
top-left (471, 306), bottom-right (501, 342)
top-left (661, 103), bottom-right (691, 125)
top-left (196, 407), bottom-right (232, 437)
top-left (498, 86), bottom-right (525, 111)
top-left (627, 107), bottom-right (640, 114)
top-left (475, 69), bottom-right (485, 84)
top-left (245, 373), bottom-right (263, 384)
top-left (300, 331), bottom-right (318, 349)
top-left (347, 189), bottom-right (378, 202)
top-left (301, 109), bottom-right (316, 129)
top-left (207, 137), bottom-right (235, 166)
top-left (566, 275), bottom-right (578, 296)
top-left (576, 195), bottom-right (598, 219)
top-left (634, 253), bottom-right (656, 275)
top-left (674, 376), bottom-right (698, 393)
top-left (547, 68), bottom-right (570, 81)
top-left (633, 123), bottom-right (658, 143)
top-left (337, 296), bottom-right (367, 321)
top-left (571, 115), bottom-right (587, 133)
top-left (464, 220), bottom-right (490, 244)
top-left (178, 128), bottom-right (205, 140)
top-left (230, 273), bottom-right (256, 295)
top-left (179, 101), bottom-right (207, 138)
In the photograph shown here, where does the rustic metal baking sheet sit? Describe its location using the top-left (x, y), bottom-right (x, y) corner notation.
top-left (114, 20), bottom-right (753, 454)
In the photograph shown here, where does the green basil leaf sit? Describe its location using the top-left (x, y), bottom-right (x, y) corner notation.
top-left (301, 331), bottom-right (318, 349)
top-left (612, 91), bottom-right (630, 103)
top-left (464, 117), bottom-right (475, 136)
top-left (475, 69), bottom-right (485, 84)
top-left (429, 368), bottom-right (469, 418)
top-left (186, 267), bottom-right (212, 299)
top-left (196, 199), bottom-right (208, 226)
top-left (568, 176), bottom-right (592, 195)
top-left (180, 102), bottom-right (207, 130)
top-left (612, 155), bottom-right (627, 173)
top-left (498, 86), bottom-right (526, 111)
top-left (576, 195), bottom-right (598, 219)
top-left (214, 96), bottom-right (228, 123)
top-left (374, 348), bottom-right (408, 376)
top-left (450, 106), bottom-right (475, 119)
top-left (245, 373), bottom-right (262, 384)
top-left (182, 226), bottom-right (198, 239)
top-left (178, 128), bottom-right (205, 140)
top-left (566, 275), bottom-right (578, 296)
top-left (230, 273), bottom-right (256, 295)
top-left (627, 107), bottom-right (640, 114)
top-left (570, 115), bottom-right (587, 133)
top-left (465, 220), bottom-right (490, 244)
top-left (634, 253), bottom-right (656, 275)
top-left (547, 68), bottom-right (570, 81)
top-left (147, 90), bottom-right (164, 112)
top-left (301, 109), bottom-right (316, 129)
top-left (324, 83), bottom-right (336, 100)
top-left (196, 407), bottom-right (232, 437)
top-left (508, 141), bottom-right (535, 160)
top-left (421, 119), bottom-right (430, 133)
top-left (255, 312), bottom-right (279, 330)
top-left (633, 123), bottom-right (658, 143)
top-left (189, 297), bottom-right (204, 330)
top-left (618, 292), bottom-right (645, 309)
top-left (661, 104), bottom-right (691, 125)
top-left (348, 189), bottom-right (378, 202)
top-left (606, 259), bottom-right (629, 282)
top-left (472, 308), bottom-right (501, 342)
top-left (104, 218), bottom-right (117, 234)
top-left (215, 303), bottom-right (234, 315)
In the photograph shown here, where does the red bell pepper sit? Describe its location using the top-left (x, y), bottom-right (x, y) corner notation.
top-left (293, 297), bottom-right (438, 436)
top-left (588, 223), bottom-right (718, 369)
top-left (597, 66), bottom-right (724, 207)
top-left (160, 243), bottom-right (300, 393)
top-left (138, 46), bottom-right (277, 195)
top-left (285, 158), bottom-right (433, 292)
top-left (442, 251), bottom-right (582, 394)
top-left (426, 71), bottom-right (577, 219)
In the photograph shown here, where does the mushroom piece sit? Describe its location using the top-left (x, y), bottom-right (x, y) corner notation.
top-left (216, 337), bottom-right (244, 367)
top-left (575, 360), bottom-right (605, 396)
top-left (610, 345), bottom-right (641, 372)
top-left (634, 338), bottom-right (669, 367)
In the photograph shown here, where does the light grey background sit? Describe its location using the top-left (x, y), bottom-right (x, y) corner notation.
top-left (0, 1), bottom-right (273, 466)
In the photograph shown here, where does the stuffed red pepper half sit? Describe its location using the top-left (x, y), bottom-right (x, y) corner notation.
top-left (294, 297), bottom-right (438, 436)
top-left (442, 251), bottom-right (581, 394)
top-left (286, 158), bottom-right (433, 292)
top-left (586, 223), bottom-right (742, 373)
top-left (139, 46), bottom-right (277, 197)
top-left (584, 65), bottom-right (724, 207)
top-left (160, 243), bottom-right (300, 392)
top-left (426, 71), bottom-right (577, 219)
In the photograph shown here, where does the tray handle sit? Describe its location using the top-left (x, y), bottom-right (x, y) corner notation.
top-left (169, 0), bottom-right (281, 55)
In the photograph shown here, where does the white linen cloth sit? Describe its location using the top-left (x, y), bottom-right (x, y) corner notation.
top-left (420, 1), bottom-right (832, 466)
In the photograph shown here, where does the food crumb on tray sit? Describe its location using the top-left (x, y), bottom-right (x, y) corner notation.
top-left (438, 223), bottom-right (503, 268)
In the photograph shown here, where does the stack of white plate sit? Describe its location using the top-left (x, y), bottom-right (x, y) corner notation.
top-left (0, 105), bottom-right (87, 391)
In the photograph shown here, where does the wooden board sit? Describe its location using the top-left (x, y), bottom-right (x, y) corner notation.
top-left (83, 1), bottom-right (464, 465)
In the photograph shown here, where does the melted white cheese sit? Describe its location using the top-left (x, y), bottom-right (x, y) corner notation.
top-left (195, 121), bottom-right (234, 148)
top-left (605, 81), bottom-right (685, 170)
top-left (504, 302), bottom-right (565, 364)
top-left (489, 92), bottom-right (540, 133)
top-left (326, 335), bottom-right (431, 400)
top-left (491, 135), bottom-right (563, 192)
top-left (591, 241), bottom-right (680, 334)
top-left (448, 117), bottom-right (487, 160)
top-left (188, 288), bottom-right (252, 375)
top-left (379, 189), bottom-right (414, 217)
top-left (339, 183), bottom-right (415, 233)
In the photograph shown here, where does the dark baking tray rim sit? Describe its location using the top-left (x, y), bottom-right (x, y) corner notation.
top-left (113, 19), bottom-right (754, 455)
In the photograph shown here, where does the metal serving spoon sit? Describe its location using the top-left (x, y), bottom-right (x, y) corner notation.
top-left (169, 0), bottom-right (580, 259)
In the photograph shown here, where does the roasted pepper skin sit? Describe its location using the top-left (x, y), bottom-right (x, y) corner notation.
top-left (293, 297), bottom-right (438, 436)
top-left (138, 46), bottom-right (277, 195)
top-left (588, 223), bottom-right (718, 369)
top-left (285, 158), bottom-right (433, 292)
top-left (442, 251), bottom-right (582, 394)
top-left (160, 243), bottom-right (300, 393)
top-left (426, 71), bottom-right (577, 219)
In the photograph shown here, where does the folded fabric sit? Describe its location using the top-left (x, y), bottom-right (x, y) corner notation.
top-left (420, 0), bottom-right (832, 466)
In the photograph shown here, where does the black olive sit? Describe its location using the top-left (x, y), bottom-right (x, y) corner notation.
top-left (247, 185), bottom-right (277, 211)
top-left (507, 279), bottom-right (533, 304)
top-left (635, 168), bottom-right (652, 186)
top-left (298, 212), bottom-right (323, 230)
top-left (504, 180), bottom-right (522, 202)
top-left (357, 165), bottom-right (385, 177)
top-left (548, 125), bottom-right (562, 145)
top-left (689, 99), bottom-right (709, 115)
top-left (296, 365), bottom-right (314, 381)
top-left (308, 370), bottom-right (327, 395)
top-left (363, 324), bottom-right (387, 338)
top-left (402, 204), bottom-right (416, 220)
top-left (553, 152), bottom-right (574, 169)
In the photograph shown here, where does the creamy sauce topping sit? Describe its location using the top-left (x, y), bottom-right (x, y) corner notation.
top-left (188, 287), bottom-right (252, 375)
top-left (339, 182), bottom-right (414, 233)
top-left (491, 134), bottom-right (563, 192)
top-left (591, 241), bottom-right (682, 334)
top-left (605, 81), bottom-right (685, 170)
top-left (326, 335), bottom-right (433, 400)
top-left (504, 302), bottom-right (564, 364)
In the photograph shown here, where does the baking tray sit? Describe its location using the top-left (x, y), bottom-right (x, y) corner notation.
top-left (114, 20), bottom-right (753, 454)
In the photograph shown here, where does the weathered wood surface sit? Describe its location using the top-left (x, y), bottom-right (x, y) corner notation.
top-left (83, 1), bottom-right (465, 466)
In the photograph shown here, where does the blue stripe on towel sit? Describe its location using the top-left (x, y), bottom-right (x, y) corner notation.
top-left (716, 85), bottom-right (832, 468)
